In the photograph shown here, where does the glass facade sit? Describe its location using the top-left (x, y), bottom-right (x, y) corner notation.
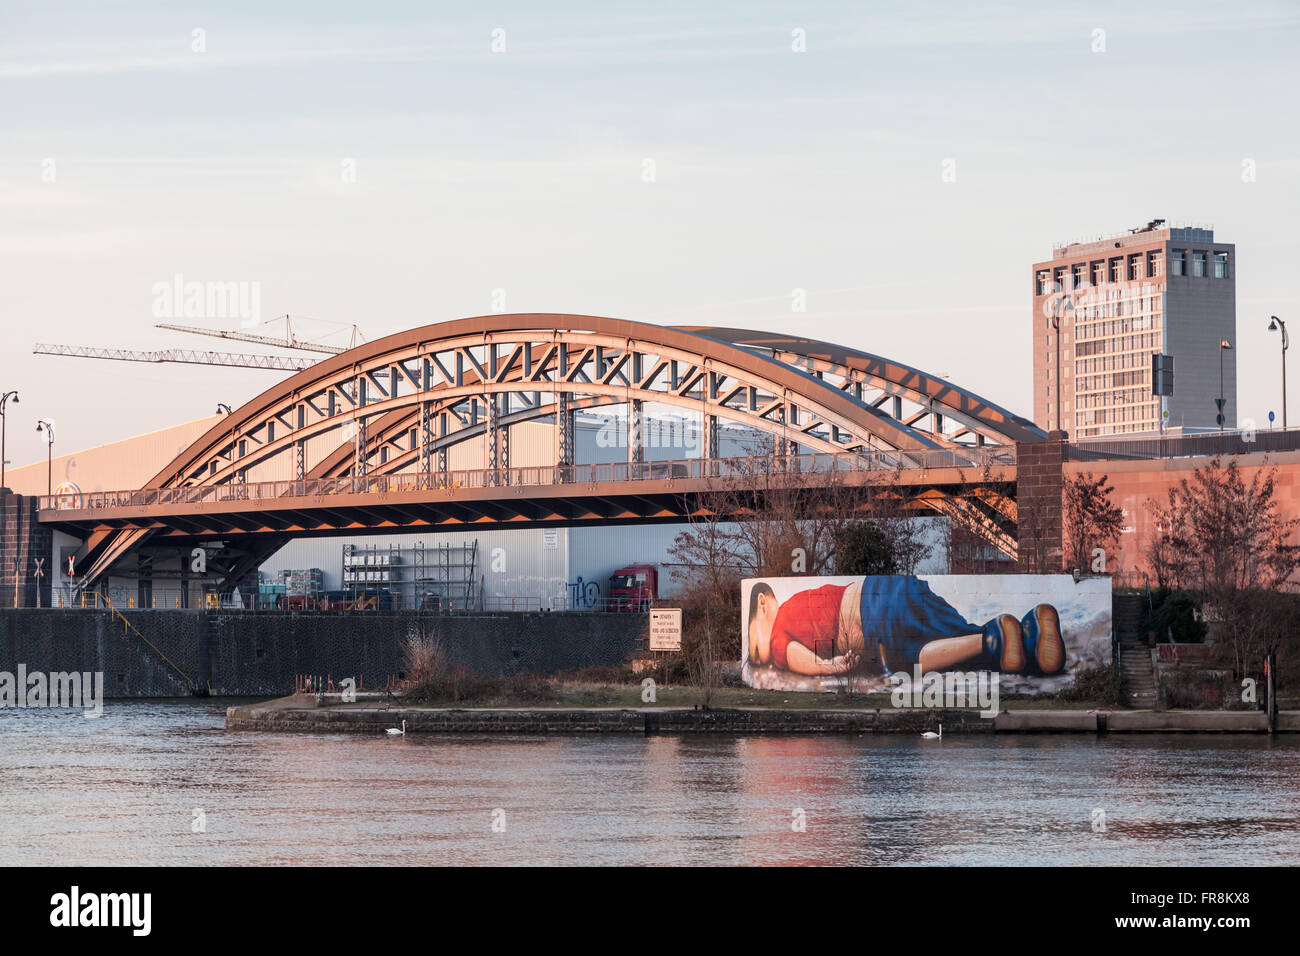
top-left (1072, 295), bottom-right (1164, 437)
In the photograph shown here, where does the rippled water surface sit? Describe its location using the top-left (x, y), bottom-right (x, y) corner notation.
top-left (1, 700), bottom-right (1297, 865)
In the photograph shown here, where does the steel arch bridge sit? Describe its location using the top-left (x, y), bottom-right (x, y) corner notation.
top-left (41, 315), bottom-right (1041, 588)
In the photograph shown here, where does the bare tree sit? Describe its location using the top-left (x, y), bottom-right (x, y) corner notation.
top-left (1142, 456), bottom-right (1300, 674)
top-left (668, 443), bottom-right (908, 672)
top-left (947, 458), bottom-right (1021, 572)
top-left (1063, 472), bottom-right (1125, 573)
top-left (680, 604), bottom-right (718, 708)
top-left (858, 461), bottom-right (934, 574)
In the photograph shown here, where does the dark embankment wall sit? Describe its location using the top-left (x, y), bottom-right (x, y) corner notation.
top-left (0, 610), bottom-right (646, 698)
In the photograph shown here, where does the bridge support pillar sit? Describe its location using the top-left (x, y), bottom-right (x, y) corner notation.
top-left (1015, 432), bottom-right (1066, 573)
top-left (437, 411), bottom-right (449, 487)
top-left (702, 413), bottom-right (718, 473)
top-left (0, 491), bottom-right (51, 609)
top-left (486, 393), bottom-right (499, 485)
top-left (136, 552), bottom-right (152, 610)
top-left (419, 402), bottom-right (432, 488)
top-left (178, 547), bottom-right (190, 609)
top-left (556, 392), bottom-right (573, 477)
top-left (628, 399), bottom-right (643, 467)
top-left (354, 416), bottom-right (368, 478)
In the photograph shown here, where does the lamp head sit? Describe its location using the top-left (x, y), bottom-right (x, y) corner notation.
top-left (1221, 339), bottom-right (1233, 350)
top-left (1270, 317), bottom-right (1279, 331)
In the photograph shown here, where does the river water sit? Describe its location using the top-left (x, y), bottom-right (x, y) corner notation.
top-left (1, 700), bottom-right (1296, 866)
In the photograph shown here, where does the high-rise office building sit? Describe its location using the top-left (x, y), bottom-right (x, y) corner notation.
top-left (1032, 220), bottom-right (1236, 438)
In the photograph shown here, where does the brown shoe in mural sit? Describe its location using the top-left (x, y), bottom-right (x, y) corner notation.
top-left (1021, 604), bottom-right (1066, 676)
top-left (981, 613), bottom-right (1026, 673)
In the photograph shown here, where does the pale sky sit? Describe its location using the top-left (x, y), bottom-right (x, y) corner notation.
top-left (3, 0), bottom-right (1299, 472)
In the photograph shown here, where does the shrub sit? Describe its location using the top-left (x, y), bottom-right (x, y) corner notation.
top-left (1056, 663), bottom-right (1116, 703)
top-left (1141, 589), bottom-right (1207, 643)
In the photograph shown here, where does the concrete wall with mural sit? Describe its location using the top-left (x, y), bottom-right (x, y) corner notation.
top-left (741, 574), bottom-right (1112, 695)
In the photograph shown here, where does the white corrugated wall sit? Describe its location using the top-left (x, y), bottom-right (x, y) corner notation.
top-left (260, 527), bottom-right (570, 609)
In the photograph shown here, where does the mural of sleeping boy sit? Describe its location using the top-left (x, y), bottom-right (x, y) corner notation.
top-left (742, 574), bottom-right (1111, 693)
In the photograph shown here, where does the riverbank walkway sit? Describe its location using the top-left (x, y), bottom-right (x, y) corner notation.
top-left (227, 695), bottom-right (1300, 735)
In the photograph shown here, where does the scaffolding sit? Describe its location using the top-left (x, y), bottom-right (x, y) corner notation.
top-left (414, 539), bottom-right (479, 611)
top-left (342, 544), bottom-right (402, 607)
top-left (340, 540), bottom-right (479, 611)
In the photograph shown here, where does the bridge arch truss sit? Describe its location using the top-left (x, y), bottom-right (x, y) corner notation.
top-left (67, 315), bottom-right (1038, 585)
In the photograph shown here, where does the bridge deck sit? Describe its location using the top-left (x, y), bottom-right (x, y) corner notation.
top-left (38, 451), bottom-right (1016, 539)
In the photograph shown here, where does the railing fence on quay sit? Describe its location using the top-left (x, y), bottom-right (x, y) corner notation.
top-left (1068, 426), bottom-right (1300, 462)
top-left (36, 587), bottom-right (655, 614)
top-left (37, 446), bottom-right (1017, 512)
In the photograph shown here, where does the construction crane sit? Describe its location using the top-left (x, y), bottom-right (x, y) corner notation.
top-left (33, 343), bottom-right (317, 371)
top-left (154, 314), bottom-right (359, 355)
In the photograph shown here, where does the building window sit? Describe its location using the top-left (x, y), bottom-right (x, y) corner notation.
top-left (1213, 252), bottom-right (1229, 278)
top-left (1169, 250), bottom-right (1185, 276)
top-left (1148, 251), bottom-right (1161, 276)
top-left (1110, 258), bottom-right (1123, 282)
top-left (1128, 254), bottom-right (1143, 280)
top-left (1192, 252), bottom-right (1206, 277)
top-left (1037, 271), bottom-right (1051, 295)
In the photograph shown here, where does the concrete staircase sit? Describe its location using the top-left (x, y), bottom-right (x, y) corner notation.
top-left (1119, 642), bottom-right (1157, 708)
top-left (1114, 594), bottom-right (1157, 708)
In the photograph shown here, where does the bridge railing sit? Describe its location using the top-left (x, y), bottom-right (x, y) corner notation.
top-left (37, 446), bottom-right (1016, 512)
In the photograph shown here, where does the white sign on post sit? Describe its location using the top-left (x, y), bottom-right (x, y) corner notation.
top-left (649, 608), bottom-right (682, 651)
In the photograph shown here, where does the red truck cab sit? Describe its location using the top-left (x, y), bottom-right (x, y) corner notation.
top-left (608, 564), bottom-right (657, 612)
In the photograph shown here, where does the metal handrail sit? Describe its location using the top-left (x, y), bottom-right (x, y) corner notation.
top-left (1069, 426), bottom-right (1300, 462)
top-left (102, 594), bottom-right (195, 686)
top-left (37, 447), bottom-right (1016, 512)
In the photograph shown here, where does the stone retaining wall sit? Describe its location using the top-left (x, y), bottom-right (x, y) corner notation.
top-left (225, 703), bottom-right (995, 735)
top-left (226, 701), bottom-right (1300, 735)
top-left (0, 609), bottom-right (647, 697)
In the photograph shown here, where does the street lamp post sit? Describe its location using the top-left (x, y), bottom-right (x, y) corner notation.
top-left (1219, 339), bottom-right (1233, 433)
top-left (1269, 316), bottom-right (1288, 429)
top-left (35, 420), bottom-right (54, 497)
top-left (0, 390), bottom-right (18, 492)
top-left (1050, 314), bottom-right (1062, 433)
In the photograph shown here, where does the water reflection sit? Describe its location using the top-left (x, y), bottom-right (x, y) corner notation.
top-left (0, 702), bottom-right (1297, 865)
